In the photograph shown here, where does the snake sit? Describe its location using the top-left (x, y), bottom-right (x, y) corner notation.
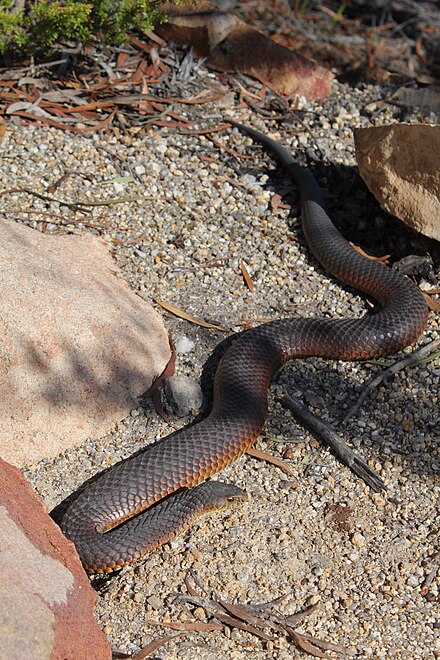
top-left (60, 121), bottom-right (428, 574)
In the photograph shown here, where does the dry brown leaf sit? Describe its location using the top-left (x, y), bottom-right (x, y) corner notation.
top-left (289, 630), bottom-right (329, 657)
top-left (217, 598), bottom-right (270, 629)
top-left (8, 110), bottom-right (84, 133)
top-left (353, 245), bottom-right (391, 263)
top-left (131, 632), bottom-right (190, 659)
top-left (0, 117), bottom-right (7, 142)
top-left (246, 446), bottom-right (293, 475)
top-left (285, 624), bottom-right (352, 656)
top-left (270, 192), bottom-right (286, 212)
top-left (423, 292), bottom-right (440, 312)
top-left (158, 2), bottom-right (332, 99)
top-left (212, 611), bottom-right (275, 642)
top-left (153, 297), bottom-right (229, 332)
top-left (240, 258), bottom-right (255, 292)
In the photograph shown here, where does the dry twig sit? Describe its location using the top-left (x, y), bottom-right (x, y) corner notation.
top-left (343, 339), bottom-right (440, 422)
top-left (280, 395), bottom-right (385, 492)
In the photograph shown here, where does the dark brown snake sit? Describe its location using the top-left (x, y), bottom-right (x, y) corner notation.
top-left (60, 122), bottom-right (428, 574)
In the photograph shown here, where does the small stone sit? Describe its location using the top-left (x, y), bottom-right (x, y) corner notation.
top-left (351, 532), bottom-right (366, 548)
top-left (165, 375), bottom-right (203, 417)
top-left (193, 607), bottom-right (206, 620)
top-left (146, 595), bottom-right (162, 609)
top-left (175, 336), bottom-right (195, 354)
top-left (372, 493), bottom-right (386, 507)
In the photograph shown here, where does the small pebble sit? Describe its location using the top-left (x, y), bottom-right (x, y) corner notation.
top-left (351, 532), bottom-right (366, 548)
top-left (146, 595), bottom-right (162, 609)
top-left (175, 336), bottom-right (195, 354)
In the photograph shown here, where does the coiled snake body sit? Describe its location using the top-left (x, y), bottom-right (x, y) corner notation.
top-left (61, 122), bottom-right (428, 574)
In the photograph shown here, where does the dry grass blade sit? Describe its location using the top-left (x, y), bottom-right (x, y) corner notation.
top-left (343, 338), bottom-right (440, 423)
top-left (179, 123), bottom-right (232, 136)
top-left (0, 187), bottom-right (138, 213)
top-left (145, 620), bottom-right (223, 632)
top-left (108, 233), bottom-right (147, 245)
top-left (0, 209), bottom-right (108, 229)
top-left (153, 297), bottom-right (229, 332)
top-left (46, 170), bottom-right (94, 193)
top-left (208, 133), bottom-right (256, 159)
top-left (77, 196), bottom-right (140, 206)
top-left (0, 187), bottom-right (89, 213)
top-left (131, 632), bottom-right (190, 659)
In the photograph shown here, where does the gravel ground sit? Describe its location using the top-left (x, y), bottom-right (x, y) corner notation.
top-left (1, 75), bottom-right (439, 659)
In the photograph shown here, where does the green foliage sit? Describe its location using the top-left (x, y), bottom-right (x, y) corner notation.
top-left (92, 0), bottom-right (165, 43)
top-left (0, 2), bottom-right (28, 54)
top-left (30, 1), bottom-right (93, 49)
top-left (0, 0), bottom-right (173, 57)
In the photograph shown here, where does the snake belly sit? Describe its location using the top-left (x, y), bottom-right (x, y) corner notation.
top-left (60, 122), bottom-right (428, 574)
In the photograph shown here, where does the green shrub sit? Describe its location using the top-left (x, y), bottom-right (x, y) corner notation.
top-left (0, 0), bottom-right (175, 57)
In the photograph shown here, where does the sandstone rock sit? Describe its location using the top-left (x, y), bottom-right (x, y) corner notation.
top-left (0, 457), bottom-right (111, 659)
top-left (0, 219), bottom-right (170, 467)
top-left (354, 124), bottom-right (440, 241)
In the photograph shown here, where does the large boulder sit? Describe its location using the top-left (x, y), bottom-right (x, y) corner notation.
top-left (0, 457), bottom-right (111, 659)
top-left (355, 123), bottom-right (440, 241)
top-left (0, 219), bottom-right (170, 467)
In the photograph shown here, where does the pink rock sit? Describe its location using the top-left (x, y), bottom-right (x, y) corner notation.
top-left (0, 219), bottom-right (170, 467)
top-left (0, 457), bottom-right (111, 659)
